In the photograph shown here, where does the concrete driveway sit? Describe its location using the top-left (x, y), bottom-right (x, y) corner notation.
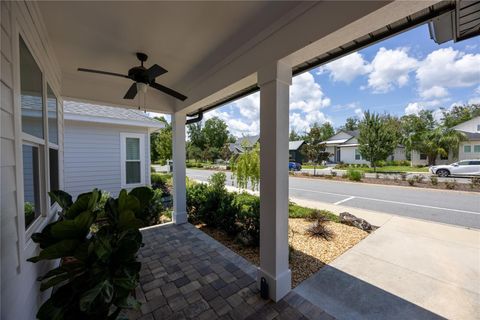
top-left (293, 203), bottom-right (480, 320)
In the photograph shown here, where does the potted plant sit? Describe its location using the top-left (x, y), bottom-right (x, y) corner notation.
top-left (28, 187), bottom-right (153, 320)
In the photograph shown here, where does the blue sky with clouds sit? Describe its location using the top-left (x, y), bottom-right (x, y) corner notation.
top-left (156, 24), bottom-right (480, 137)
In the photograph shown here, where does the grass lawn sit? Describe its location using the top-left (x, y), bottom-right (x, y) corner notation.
top-left (288, 203), bottom-right (340, 222)
top-left (338, 165), bottom-right (429, 173)
top-left (301, 165), bottom-right (327, 169)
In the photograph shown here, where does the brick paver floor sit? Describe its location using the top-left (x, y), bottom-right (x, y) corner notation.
top-left (127, 223), bottom-right (334, 320)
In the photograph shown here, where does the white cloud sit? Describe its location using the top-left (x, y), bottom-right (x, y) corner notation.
top-left (405, 102), bottom-right (424, 115)
top-left (475, 85), bottom-right (480, 95)
top-left (468, 97), bottom-right (480, 105)
top-left (419, 86), bottom-right (449, 99)
top-left (416, 48), bottom-right (480, 97)
top-left (367, 47), bottom-right (418, 93)
top-left (354, 108), bottom-right (364, 119)
top-left (290, 72), bottom-right (331, 112)
top-left (318, 52), bottom-right (371, 83)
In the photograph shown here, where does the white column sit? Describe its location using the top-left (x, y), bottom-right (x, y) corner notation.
top-left (172, 112), bottom-right (187, 224)
top-left (257, 60), bottom-right (292, 301)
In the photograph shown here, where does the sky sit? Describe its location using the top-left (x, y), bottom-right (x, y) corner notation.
top-left (153, 23), bottom-right (480, 137)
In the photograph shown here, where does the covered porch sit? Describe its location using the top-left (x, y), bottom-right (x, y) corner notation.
top-left (2, 1), bottom-right (476, 319)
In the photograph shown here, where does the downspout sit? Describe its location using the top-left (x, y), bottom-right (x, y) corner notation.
top-left (185, 111), bottom-right (203, 125)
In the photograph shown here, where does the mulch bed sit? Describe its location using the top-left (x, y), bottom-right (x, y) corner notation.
top-left (291, 173), bottom-right (480, 192)
top-left (196, 218), bottom-right (368, 287)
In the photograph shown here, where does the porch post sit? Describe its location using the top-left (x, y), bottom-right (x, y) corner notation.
top-left (258, 60), bottom-right (292, 301)
top-left (172, 112), bottom-right (187, 224)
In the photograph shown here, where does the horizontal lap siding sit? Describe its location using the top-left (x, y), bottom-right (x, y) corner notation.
top-left (64, 121), bottom-right (149, 198)
top-left (2, 2), bottom-right (63, 319)
top-left (1, 2), bottom-right (22, 319)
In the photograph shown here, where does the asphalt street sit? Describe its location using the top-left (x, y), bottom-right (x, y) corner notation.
top-left (186, 169), bottom-right (480, 229)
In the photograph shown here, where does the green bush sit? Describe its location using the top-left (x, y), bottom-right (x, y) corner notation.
top-left (407, 178), bottom-right (415, 186)
top-left (376, 160), bottom-right (386, 167)
top-left (346, 169), bottom-right (363, 181)
top-left (151, 173), bottom-right (172, 196)
top-left (234, 193), bottom-right (260, 245)
top-left (28, 188), bottom-right (150, 320)
top-left (430, 176), bottom-right (438, 185)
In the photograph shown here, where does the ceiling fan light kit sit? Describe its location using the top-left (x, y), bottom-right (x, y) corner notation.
top-left (78, 52), bottom-right (187, 101)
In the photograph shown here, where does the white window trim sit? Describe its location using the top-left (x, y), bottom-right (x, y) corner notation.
top-left (120, 133), bottom-right (146, 188)
top-left (474, 145), bottom-right (480, 153)
top-left (464, 145), bottom-right (472, 153)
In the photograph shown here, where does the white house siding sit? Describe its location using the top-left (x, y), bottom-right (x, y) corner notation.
top-left (339, 146), bottom-right (370, 165)
top-left (1, 2), bottom-right (63, 319)
top-left (459, 140), bottom-right (480, 161)
top-left (411, 150), bottom-right (453, 166)
top-left (64, 120), bottom-right (150, 199)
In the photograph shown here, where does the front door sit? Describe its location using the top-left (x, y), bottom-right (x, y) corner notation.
top-left (336, 147), bottom-right (341, 163)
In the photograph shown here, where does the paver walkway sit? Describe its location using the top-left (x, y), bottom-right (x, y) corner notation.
top-left (127, 223), bottom-right (334, 320)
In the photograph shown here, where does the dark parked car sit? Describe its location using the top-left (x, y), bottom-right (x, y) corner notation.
top-left (289, 162), bottom-right (302, 171)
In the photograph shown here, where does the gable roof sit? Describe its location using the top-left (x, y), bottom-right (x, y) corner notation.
top-left (289, 140), bottom-right (304, 150)
top-left (457, 130), bottom-right (480, 141)
top-left (64, 101), bottom-right (164, 129)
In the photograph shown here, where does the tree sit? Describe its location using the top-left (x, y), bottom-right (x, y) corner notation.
top-left (358, 111), bottom-right (396, 172)
top-left (150, 116), bottom-right (172, 165)
top-left (441, 104), bottom-right (480, 128)
top-left (233, 143), bottom-right (260, 190)
top-left (303, 122), bottom-right (333, 175)
top-left (401, 110), bottom-right (466, 165)
top-left (289, 129), bottom-right (301, 141)
top-left (340, 117), bottom-right (360, 131)
top-left (187, 117), bottom-right (229, 162)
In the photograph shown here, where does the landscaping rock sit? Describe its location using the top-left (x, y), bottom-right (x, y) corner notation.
top-left (339, 212), bottom-right (376, 232)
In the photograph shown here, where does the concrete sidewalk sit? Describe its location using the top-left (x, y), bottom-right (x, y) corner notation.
top-left (293, 201), bottom-right (480, 320)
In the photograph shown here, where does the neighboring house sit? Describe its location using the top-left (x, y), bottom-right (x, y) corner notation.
top-left (323, 130), bottom-right (407, 165)
top-left (411, 116), bottom-right (480, 166)
top-left (228, 135), bottom-right (260, 155)
top-left (289, 140), bottom-right (305, 163)
top-left (64, 102), bottom-right (164, 198)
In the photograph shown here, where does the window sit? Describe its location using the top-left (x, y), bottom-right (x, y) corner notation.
top-left (47, 85), bottom-right (58, 144)
top-left (420, 153), bottom-right (427, 160)
top-left (464, 145), bottom-right (472, 153)
top-left (121, 133), bottom-right (145, 187)
top-left (469, 160), bottom-right (480, 165)
top-left (22, 145), bottom-right (42, 229)
top-left (49, 149), bottom-right (59, 204)
top-left (355, 149), bottom-right (361, 160)
top-left (20, 35), bottom-right (61, 231)
top-left (20, 37), bottom-right (44, 139)
top-left (477, 124), bottom-right (480, 132)
top-left (474, 145), bottom-right (480, 153)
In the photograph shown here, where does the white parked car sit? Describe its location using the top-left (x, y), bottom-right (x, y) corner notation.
top-left (430, 160), bottom-right (480, 177)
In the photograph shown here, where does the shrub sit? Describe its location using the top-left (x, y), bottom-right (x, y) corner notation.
top-left (407, 178), bottom-right (415, 186)
top-left (209, 172), bottom-right (226, 191)
top-left (151, 173), bottom-right (172, 196)
top-left (24, 202), bottom-right (35, 227)
top-left (430, 176), bottom-right (438, 185)
top-left (346, 169), bottom-right (362, 182)
top-left (414, 175), bottom-right (425, 183)
top-left (445, 180), bottom-right (457, 190)
top-left (306, 218), bottom-right (334, 240)
top-left (376, 160), bottom-right (386, 167)
top-left (28, 188), bottom-right (148, 320)
top-left (400, 173), bottom-right (407, 181)
top-left (234, 193), bottom-right (260, 246)
top-left (331, 171), bottom-right (337, 177)
top-left (150, 166), bottom-right (156, 173)
top-left (471, 177), bottom-right (480, 189)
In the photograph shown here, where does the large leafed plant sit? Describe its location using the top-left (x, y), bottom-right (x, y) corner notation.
top-left (28, 187), bottom-right (153, 320)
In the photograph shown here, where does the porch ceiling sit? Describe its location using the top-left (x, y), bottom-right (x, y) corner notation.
top-left (38, 1), bottom-right (441, 114)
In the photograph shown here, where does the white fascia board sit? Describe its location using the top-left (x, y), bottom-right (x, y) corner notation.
top-left (64, 113), bottom-right (165, 129)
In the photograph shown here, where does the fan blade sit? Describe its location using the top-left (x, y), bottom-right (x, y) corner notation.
top-left (150, 82), bottom-right (187, 101)
top-left (146, 64), bottom-right (167, 79)
top-left (123, 83), bottom-right (137, 99)
top-left (78, 68), bottom-right (129, 78)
